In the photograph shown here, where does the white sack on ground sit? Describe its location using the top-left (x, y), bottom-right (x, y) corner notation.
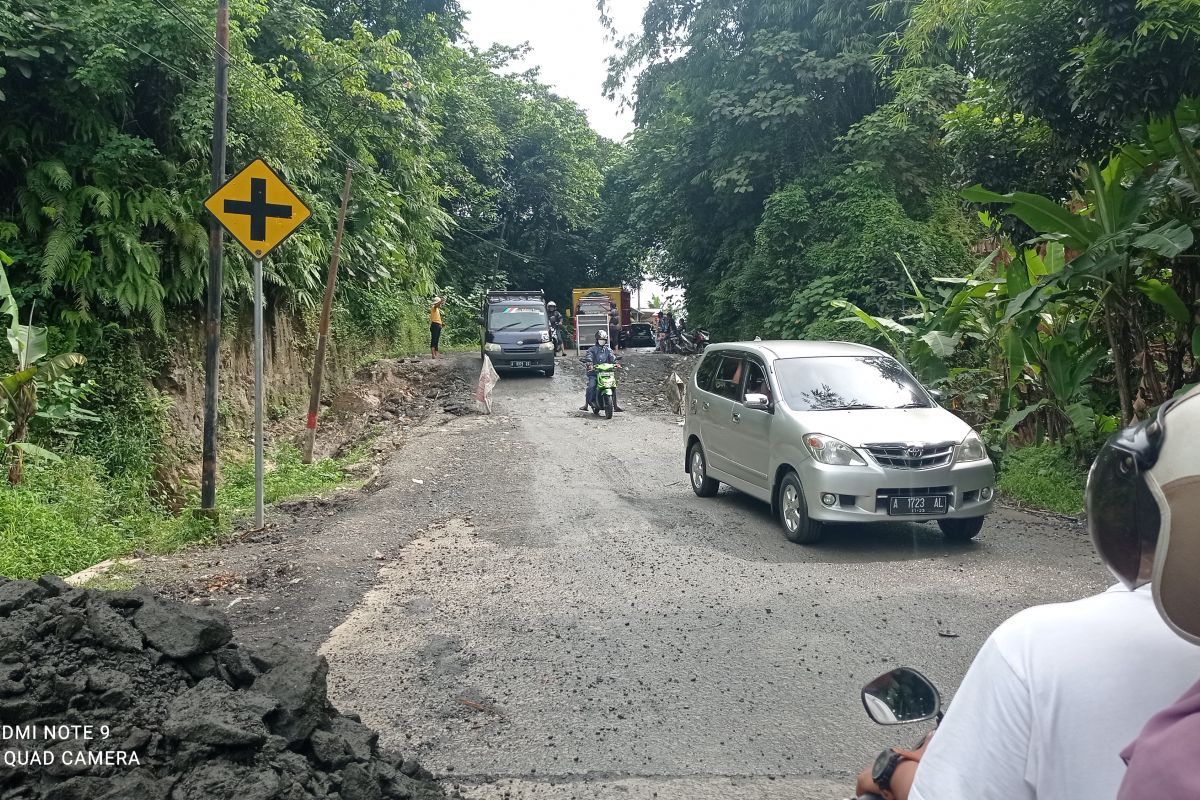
top-left (475, 356), bottom-right (500, 413)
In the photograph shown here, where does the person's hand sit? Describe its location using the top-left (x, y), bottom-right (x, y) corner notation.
top-left (854, 732), bottom-right (933, 800)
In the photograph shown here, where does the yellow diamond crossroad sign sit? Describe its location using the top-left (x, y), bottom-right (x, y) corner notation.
top-left (204, 158), bottom-right (311, 259)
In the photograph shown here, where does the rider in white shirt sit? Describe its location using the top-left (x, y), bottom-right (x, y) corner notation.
top-left (861, 386), bottom-right (1200, 800)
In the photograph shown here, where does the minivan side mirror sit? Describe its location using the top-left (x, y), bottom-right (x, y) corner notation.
top-left (928, 389), bottom-right (944, 402)
top-left (861, 667), bottom-right (941, 725)
top-left (743, 393), bottom-right (771, 411)
top-left (475, 315), bottom-right (485, 326)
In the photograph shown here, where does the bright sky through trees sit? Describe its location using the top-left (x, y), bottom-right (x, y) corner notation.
top-left (461, 0), bottom-right (647, 141)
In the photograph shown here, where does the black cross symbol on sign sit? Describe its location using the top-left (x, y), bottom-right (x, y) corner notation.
top-left (223, 177), bottom-right (293, 242)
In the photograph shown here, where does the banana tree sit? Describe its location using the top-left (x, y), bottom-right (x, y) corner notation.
top-left (964, 153), bottom-right (1195, 422)
top-left (830, 255), bottom-right (964, 386)
top-left (0, 263), bottom-right (85, 484)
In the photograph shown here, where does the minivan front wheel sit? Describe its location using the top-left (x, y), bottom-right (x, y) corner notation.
top-left (689, 442), bottom-right (720, 498)
top-left (938, 517), bottom-right (985, 541)
top-left (779, 472), bottom-right (823, 544)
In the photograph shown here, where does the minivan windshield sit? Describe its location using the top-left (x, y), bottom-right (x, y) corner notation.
top-left (773, 356), bottom-right (934, 411)
top-left (488, 305), bottom-right (547, 332)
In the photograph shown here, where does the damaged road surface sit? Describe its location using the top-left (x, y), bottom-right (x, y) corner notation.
top-left (297, 353), bottom-right (1110, 800)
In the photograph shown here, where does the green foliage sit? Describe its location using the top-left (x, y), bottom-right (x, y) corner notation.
top-left (965, 152), bottom-right (1197, 422)
top-left (0, 265), bottom-right (86, 483)
top-left (0, 440), bottom-right (365, 579)
top-left (434, 46), bottom-right (615, 307)
top-left (217, 443), bottom-right (349, 513)
top-left (68, 325), bottom-right (172, 491)
top-left (1, 0), bottom-right (456, 331)
top-left (0, 455), bottom-right (214, 579)
top-left (997, 444), bottom-right (1088, 516)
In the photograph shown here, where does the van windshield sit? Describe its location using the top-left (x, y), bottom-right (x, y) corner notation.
top-left (773, 356), bottom-right (933, 411)
top-left (489, 305), bottom-right (547, 332)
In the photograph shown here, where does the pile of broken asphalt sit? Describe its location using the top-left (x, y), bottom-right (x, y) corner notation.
top-left (0, 575), bottom-right (448, 800)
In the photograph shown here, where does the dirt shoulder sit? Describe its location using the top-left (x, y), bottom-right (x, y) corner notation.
top-left (133, 353), bottom-right (482, 650)
top-left (130, 351), bottom-right (693, 651)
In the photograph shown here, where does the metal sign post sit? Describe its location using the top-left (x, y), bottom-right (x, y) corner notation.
top-left (253, 258), bottom-right (265, 528)
top-left (204, 158), bottom-right (311, 529)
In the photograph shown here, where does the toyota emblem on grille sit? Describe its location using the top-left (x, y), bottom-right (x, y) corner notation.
top-left (906, 446), bottom-right (923, 459)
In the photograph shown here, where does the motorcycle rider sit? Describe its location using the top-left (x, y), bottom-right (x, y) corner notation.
top-left (547, 301), bottom-right (565, 355)
top-left (1114, 385), bottom-right (1200, 799)
top-left (579, 329), bottom-right (624, 413)
top-left (857, 385), bottom-right (1200, 800)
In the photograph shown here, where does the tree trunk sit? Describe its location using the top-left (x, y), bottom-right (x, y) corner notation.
top-left (1106, 298), bottom-right (1136, 424)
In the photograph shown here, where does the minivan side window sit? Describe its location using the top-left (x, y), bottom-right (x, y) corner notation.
top-left (742, 359), bottom-right (772, 404)
top-left (695, 353), bottom-right (721, 393)
top-left (713, 355), bottom-right (745, 399)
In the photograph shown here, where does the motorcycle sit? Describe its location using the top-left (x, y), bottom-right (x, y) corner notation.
top-left (580, 357), bottom-right (620, 419)
top-left (549, 322), bottom-right (564, 354)
top-left (675, 328), bottom-right (710, 355)
top-left (853, 667), bottom-right (943, 800)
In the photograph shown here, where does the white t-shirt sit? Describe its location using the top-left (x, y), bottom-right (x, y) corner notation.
top-left (910, 585), bottom-right (1200, 800)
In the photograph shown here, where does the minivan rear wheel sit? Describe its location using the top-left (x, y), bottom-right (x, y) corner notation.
top-left (689, 442), bottom-right (720, 498)
top-left (779, 471), bottom-right (823, 544)
top-left (938, 517), bottom-right (985, 541)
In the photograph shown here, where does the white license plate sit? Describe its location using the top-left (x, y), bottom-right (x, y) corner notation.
top-left (509, 361), bottom-right (530, 367)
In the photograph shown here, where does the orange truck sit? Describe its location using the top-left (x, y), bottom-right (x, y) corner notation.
top-left (571, 287), bottom-right (632, 350)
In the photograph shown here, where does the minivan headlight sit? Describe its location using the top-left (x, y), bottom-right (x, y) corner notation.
top-left (957, 432), bottom-right (987, 462)
top-left (804, 434), bottom-right (866, 467)
top-left (484, 342), bottom-right (501, 353)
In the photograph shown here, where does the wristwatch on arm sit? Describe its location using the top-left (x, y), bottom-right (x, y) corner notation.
top-left (872, 748), bottom-right (905, 793)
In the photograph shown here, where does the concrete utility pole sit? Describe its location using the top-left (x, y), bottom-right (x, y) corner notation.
top-left (303, 165), bottom-right (354, 464)
top-left (201, 0), bottom-right (230, 512)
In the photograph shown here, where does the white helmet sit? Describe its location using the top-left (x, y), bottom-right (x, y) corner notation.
top-left (596, 329), bottom-right (609, 344)
top-left (1087, 386), bottom-right (1200, 643)
top-left (547, 301), bottom-right (556, 309)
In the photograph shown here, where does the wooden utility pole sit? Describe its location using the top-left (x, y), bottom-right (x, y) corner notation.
top-left (201, 0), bottom-right (230, 511)
top-left (303, 165), bottom-right (354, 463)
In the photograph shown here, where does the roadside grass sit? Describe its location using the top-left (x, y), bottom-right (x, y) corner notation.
top-left (0, 456), bottom-right (210, 580)
top-left (0, 443), bottom-right (367, 581)
top-left (998, 444), bottom-right (1088, 516)
top-left (217, 443), bottom-right (362, 520)
top-left (80, 561), bottom-right (142, 591)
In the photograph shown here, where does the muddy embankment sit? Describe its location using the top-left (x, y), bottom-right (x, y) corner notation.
top-left (0, 575), bottom-right (450, 799)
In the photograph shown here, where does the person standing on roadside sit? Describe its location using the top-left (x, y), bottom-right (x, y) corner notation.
top-left (548, 301), bottom-right (565, 356)
top-left (608, 301), bottom-right (620, 352)
top-left (430, 295), bottom-right (445, 359)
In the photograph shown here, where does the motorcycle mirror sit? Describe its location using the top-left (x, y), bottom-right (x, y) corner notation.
top-left (861, 667), bottom-right (941, 726)
top-left (743, 393), bottom-right (770, 410)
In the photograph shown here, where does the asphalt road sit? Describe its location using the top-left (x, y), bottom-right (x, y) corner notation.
top-left (318, 353), bottom-right (1110, 800)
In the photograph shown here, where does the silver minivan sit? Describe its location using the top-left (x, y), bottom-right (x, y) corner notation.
top-left (683, 341), bottom-right (995, 544)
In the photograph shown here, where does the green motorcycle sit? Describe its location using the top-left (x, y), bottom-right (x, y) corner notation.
top-left (581, 358), bottom-right (620, 419)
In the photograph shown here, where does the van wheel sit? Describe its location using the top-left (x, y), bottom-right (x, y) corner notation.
top-left (779, 472), bottom-right (823, 544)
top-left (544, 365), bottom-right (555, 377)
top-left (689, 442), bottom-right (720, 497)
top-left (938, 517), bottom-right (985, 540)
